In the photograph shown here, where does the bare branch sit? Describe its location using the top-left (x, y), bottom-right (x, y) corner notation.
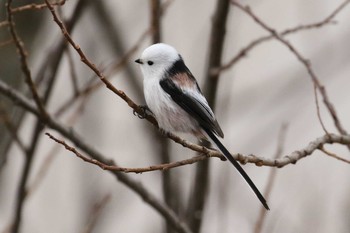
top-left (54, 28), bottom-right (152, 118)
top-left (6, 0), bottom-right (48, 118)
top-left (2, 78), bottom-right (350, 169)
top-left (11, 0), bottom-right (66, 13)
top-left (319, 146), bottom-right (350, 164)
top-left (1, 75), bottom-right (350, 170)
top-left (0, 39), bottom-right (13, 47)
top-left (254, 124), bottom-right (288, 233)
top-left (81, 194), bottom-right (111, 233)
top-left (65, 47), bottom-right (80, 96)
top-left (214, 0), bottom-right (350, 74)
top-left (0, 104), bottom-right (26, 152)
top-left (45, 130), bottom-right (350, 174)
top-left (46, 132), bottom-right (218, 172)
top-left (0, 20), bottom-right (9, 27)
top-left (231, 0), bottom-right (348, 141)
top-left (44, 0), bottom-right (157, 125)
top-left (0, 79), bottom-right (192, 233)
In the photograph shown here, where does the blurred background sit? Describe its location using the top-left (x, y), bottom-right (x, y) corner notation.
top-left (1, 0), bottom-right (350, 233)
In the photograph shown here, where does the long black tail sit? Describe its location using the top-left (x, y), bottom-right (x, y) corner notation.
top-left (203, 128), bottom-right (270, 210)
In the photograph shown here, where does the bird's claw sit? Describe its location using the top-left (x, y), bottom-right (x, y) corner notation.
top-left (133, 105), bottom-right (152, 119)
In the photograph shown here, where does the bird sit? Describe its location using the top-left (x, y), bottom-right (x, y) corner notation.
top-left (135, 43), bottom-right (269, 210)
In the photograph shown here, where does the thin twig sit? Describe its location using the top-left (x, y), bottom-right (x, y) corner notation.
top-left (319, 146), bottom-right (350, 164)
top-left (54, 28), bottom-right (151, 117)
top-left (1, 78), bottom-right (350, 169)
top-left (214, 0), bottom-right (350, 74)
top-left (6, 0), bottom-right (48, 118)
top-left (81, 194), bottom-right (111, 233)
top-left (45, 131), bottom-right (350, 173)
top-left (150, 0), bottom-right (162, 43)
top-left (0, 104), bottom-right (26, 152)
top-left (254, 124), bottom-right (288, 233)
top-left (0, 21), bottom-right (9, 27)
top-left (11, 0), bottom-right (66, 13)
top-left (231, 0), bottom-right (348, 141)
top-left (0, 79), bottom-right (192, 233)
top-left (2, 76), bottom-right (350, 170)
top-left (26, 100), bottom-right (85, 197)
top-left (44, 0), bottom-right (154, 124)
top-left (7, 2), bottom-right (89, 232)
top-left (65, 46), bottom-right (80, 96)
top-left (0, 39), bottom-right (13, 47)
top-left (46, 132), bottom-right (215, 172)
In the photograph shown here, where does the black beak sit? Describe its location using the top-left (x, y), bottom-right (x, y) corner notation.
top-left (135, 59), bottom-right (143, 64)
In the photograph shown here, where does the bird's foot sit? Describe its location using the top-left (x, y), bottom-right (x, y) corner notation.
top-left (133, 105), bottom-right (153, 119)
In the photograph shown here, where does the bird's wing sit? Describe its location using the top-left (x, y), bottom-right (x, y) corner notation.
top-left (159, 75), bottom-right (224, 138)
top-left (160, 75), bottom-right (269, 210)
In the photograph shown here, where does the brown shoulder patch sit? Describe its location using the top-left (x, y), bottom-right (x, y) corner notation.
top-left (171, 72), bottom-right (197, 89)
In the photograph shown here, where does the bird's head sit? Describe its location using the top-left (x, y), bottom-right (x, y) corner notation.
top-left (135, 43), bottom-right (181, 80)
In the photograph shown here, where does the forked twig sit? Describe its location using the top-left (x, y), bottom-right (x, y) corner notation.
top-left (45, 132), bottom-right (350, 173)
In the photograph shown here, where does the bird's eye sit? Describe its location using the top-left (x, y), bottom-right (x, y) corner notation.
top-left (147, 61), bottom-right (154, 66)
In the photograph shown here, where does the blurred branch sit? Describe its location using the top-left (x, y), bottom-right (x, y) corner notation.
top-left (66, 46), bottom-right (80, 96)
top-left (254, 124), bottom-right (288, 233)
top-left (150, 0), bottom-right (162, 43)
top-left (0, 103), bottom-right (26, 153)
top-left (0, 39), bottom-right (13, 47)
top-left (1, 77), bottom-right (350, 170)
top-left (45, 0), bottom-right (152, 123)
top-left (319, 146), bottom-right (350, 164)
top-left (231, 0), bottom-right (349, 145)
top-left (148, 1), bottom-right (181, 233)
top-left (47, 0), bottom-right (174, 120)
top-left (0, 79), bottom-right (192, 233)
top-left (214, 0), bottom-right (350, 74)
top-left (186, 0), bottom-right (231, 232)
top-left (0, 21), bottom-right (9, 27)
top-left (81, 194), bottom-right (111, 233)
top-left (90, 0), bottom-right (143, 98)
top-left (54, 28), bottom-right (151, 117)
top-left (7, 1), bottom-right (89, 232)
top-left (6, 0), bottom-right (48, 118)
top-left (27, 99), bottom-right (86, 197)
top-left (11, 0), bottom-right (66, 13)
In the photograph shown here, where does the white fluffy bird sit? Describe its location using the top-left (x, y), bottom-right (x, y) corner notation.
top-left (135, 43), bottom-right (269, 210)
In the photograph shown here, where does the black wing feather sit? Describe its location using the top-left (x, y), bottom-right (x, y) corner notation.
top-left (160, 78), bottom-right (219, 135)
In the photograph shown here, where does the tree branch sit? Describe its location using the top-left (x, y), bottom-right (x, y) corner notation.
top-left (6, 0), bottom-right (48, 118)
top-left (0, 79), bottom-right (192, 233)
top-left (214, 0), bottom-right (350, 74)
top-left (231, 0), bottom-right (349, 145)
top-left (1, 79), bottom-right (350, 170)
top-left (45, 128), bottom-right (350, 173)
top-left (11, 0), bottom-right (66, 13)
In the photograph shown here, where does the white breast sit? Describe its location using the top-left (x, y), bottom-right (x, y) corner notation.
top-left (143, 78), bottom-right (199, 134)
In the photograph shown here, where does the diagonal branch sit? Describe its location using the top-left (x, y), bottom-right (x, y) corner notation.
top-left (44, 0), bottom-right (146, 121)
top-left (0, 79), bottom-right (192, 233)
top-left (254, 124), bottom-right (288, 233)
top-left (43, 0), bottom-right (217, 161)
top-left (6, 0), bottom-right (48, 118)
top-left (231, 0), bottom-right (349, 142)
top-left (214, 0), bottom-right (350, 74)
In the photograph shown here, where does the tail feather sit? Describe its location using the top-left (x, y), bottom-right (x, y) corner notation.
top-left (203, 128), bottom-right (270, 210)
